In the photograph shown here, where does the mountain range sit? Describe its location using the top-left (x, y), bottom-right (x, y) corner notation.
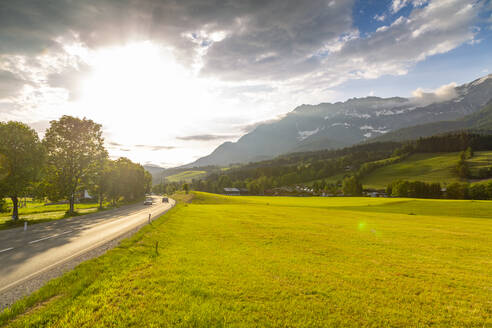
top-left (183, 74), bottom-right (492, 168)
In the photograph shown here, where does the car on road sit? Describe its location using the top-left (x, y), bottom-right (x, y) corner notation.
top-left (144, 198), bottom-right (153, 205)
top-left (162, 197), bottom-right (168, 203)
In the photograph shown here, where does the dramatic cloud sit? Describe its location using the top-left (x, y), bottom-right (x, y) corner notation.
top-left (0, 0), bottom-right (487, 90)
top-left (177, 134), bottom-right (238, 141)
top-left (411, 82), bottom-right (458, 105)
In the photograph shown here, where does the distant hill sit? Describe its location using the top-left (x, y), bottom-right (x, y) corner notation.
top-left (186, 74), bottom-right (492, 167)
top-left (373, 100), bottom-right (492, 142)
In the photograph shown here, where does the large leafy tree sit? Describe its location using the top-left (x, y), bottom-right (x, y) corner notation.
top-left (44, 116), bottom-right (106, 215)
top-left (105, 158), bottom-right (151, 205)
top-left (0, 122), bottom-right (45, 220)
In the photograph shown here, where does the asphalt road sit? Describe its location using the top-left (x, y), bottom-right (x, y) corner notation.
top-left (0, 196), bottom-right (174, 298)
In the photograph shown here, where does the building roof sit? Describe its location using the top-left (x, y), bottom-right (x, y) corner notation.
top-left (224, 188), bottom-right (240, 192)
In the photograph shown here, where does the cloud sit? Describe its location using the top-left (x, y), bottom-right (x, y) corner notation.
top-left (199, 0), bottom-right (355, 80)
top-left (47, 62), bottom-right (92, 100)
top-left (0, 0), bottom-right (355, 80)
top-left (177, 134), bottom-right (238, 141)
top-left (238, 116), bottom-right (285, 133)
top-left (0, 70), bottom-right (25, 99)
top-left (374, 14), bottom-right (386, 22)
top-left (0, 0), bottom-right (487, 91)
top-left (107, 142), bottom-right (174, 151)
top-left (391, 0), bottom-right (429, 13)
top-left (27, 120), bottom-right (51, 135)
top-left (134, 144), bottom-right (175, 151)
top-left (325, 0), bottom-right (484, 85)
top-left (411, 82), bottom-right (458, 105)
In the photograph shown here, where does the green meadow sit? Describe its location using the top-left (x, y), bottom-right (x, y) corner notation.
top-left (1, 192), bottom-right (491, 327)
top-left (361, 152), bottom-right (461, 189)
top-left (467, 150), bottom-right (492, 176)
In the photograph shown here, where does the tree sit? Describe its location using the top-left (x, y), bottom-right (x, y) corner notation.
top-left (446, 182), bottom-right (468, 199)
top-left (342, 176), bottom-right (363, 196)
top-left (43, 116), bottom-right (106, 215)
top-left (182, 183), bottom-right (189, 194)
top-left (0, 122), bottom-right (45, 220)
top-left (87, 156), bottom-right (110, 209)
top-left (104, 158), bottom-right (150, 204)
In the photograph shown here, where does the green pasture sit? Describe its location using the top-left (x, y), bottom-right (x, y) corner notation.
top-left (361, 152), bottom-right (461, 189)
top-left (1, 192), bottom-right (491, 327)
top-left (467, 150), bottom-right (492, 175)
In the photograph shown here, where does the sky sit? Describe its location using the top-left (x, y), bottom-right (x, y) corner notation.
top-left (0, 0), bottom-right (491, 167)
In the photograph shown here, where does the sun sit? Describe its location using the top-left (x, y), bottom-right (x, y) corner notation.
top-left (77, 42), bottom-right (202, 136)
top-left (81, 41), bottom-right (188, 114)
top-left (69, 41), bottom-right (224, 165)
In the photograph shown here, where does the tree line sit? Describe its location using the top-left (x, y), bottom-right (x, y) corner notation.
top-left (0, 116), bottom-right (152, 220)
top-left (387, 179), bottom-right (492, 200)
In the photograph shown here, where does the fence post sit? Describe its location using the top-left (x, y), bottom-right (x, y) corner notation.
top-left (24, 221), bottom-right (27, 231)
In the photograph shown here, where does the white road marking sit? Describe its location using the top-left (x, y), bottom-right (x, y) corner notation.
top-left (0, 200), bottom-right (175, 295)
top-left (28, 230), bottom-right (73, 244)
top-left (0, 247), bottom-right (14, 253)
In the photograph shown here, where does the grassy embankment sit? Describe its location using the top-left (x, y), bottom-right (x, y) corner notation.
top-left (1, 192), bottom-right (491, 327)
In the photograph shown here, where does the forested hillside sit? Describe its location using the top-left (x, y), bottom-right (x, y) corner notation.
top-left (157, 132), bottom-right (492, 198)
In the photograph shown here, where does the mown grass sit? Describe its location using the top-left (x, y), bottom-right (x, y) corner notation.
top-left (1, 192), bottom-right (491, 327)
top-left (361, 152), bottom-right (461, 189)
top-left (165, 170), bottom-right (207, 182)
top-left (0, 200), bottom-right (113, 230)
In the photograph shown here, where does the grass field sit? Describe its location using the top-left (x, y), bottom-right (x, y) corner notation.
top-left (1, 192), bottom-right (491, 327)
top-left (361, 152), bottom-right (461, 189)
top-left (165, 170), bottom-right (207, 182)
top-left (0, 200), bottom-right (109, 230)
top-left (467, 151), bottom-right (492, 176)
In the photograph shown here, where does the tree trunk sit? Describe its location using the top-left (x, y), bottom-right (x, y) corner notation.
top-left (11, 196), bottom-right (19, 221)
top-left (69, 194), bottom-right (75, 215)
top-left (99, 192), bottom-right (103, 209)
